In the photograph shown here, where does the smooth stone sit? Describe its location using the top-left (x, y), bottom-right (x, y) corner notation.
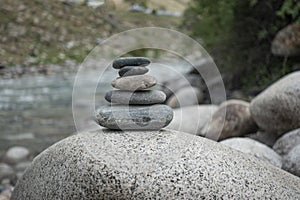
top-left (220, 138), bottom-right (282, 168)
top-left (118, 66), bottom-right (149, 77)
top-left (0, 164), bottom-right (14, 182)
top-left (282, 145), bottom-right (300, 177)
top-left (14, 161), bottom-right (32, 172)
top-left (250, 71), bottom-right (300, 135)
top-left (96, 104), bottom-right (173, 130)
top-left (167, 105), bottom-right (218, 135)
top-left (203, 100), bottom-right (258, 141)
top-left (4, 146), bottom-right (30, 164)
top-left (246, 131), bottom-right (279, 147)
top-left (273, 128), bottom-right (300, 156)
top-left (105, 90), bottom-right (166, 105)
top-left (11, 129), bottom-right (300, 199)
top-left (111, 75), bottom-right (156, 91)
top-left (112, 57), bottom-right (151, 69)
top-left (166, 86), bottom-right (204, 108)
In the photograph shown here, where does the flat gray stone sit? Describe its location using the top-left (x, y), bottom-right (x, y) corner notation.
top-left (220, 138), bottom-right (282, 168)
top-left (111, 75), bottom-right (156, 91)
top-left (273, 128), bottom-right (300, 156)
top-left (167, 105), bottom-right (218, 135)
top-left (4, 146), bottom-right (30, 164)
top-left (283, 145), bottom-right (300, 177)
top-left (96, 104), bottom-right (173, 130)
top-left (118, 66), bottom-right (149, 77)
top-left (112, 57), bottom-right (151, 69)
top-left (250, 71), bottom-right (300, 135)
top-left (0, 163), bottom-right (14, 181)
top-left (11, 129), bottom-right (300, 199)
top-left (203, 100), bottom-right (258, 141)
top-left (105, 90), bottom-right (166, 105)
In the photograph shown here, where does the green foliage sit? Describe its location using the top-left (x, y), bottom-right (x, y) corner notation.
top-left (182, 0), bottom-right (300, 93)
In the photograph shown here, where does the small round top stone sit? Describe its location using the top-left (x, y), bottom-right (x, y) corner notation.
top-left (112, 57), bottom-right (151, 69)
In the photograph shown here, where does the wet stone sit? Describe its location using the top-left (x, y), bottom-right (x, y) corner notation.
top-left (105, 90), bottom-right (166, 105)
top-left (96, 104), bottom-right (173, 130)
top-left (111, 75), bottom-right (156, 91)
top-left (112, 57), bottom-right (151, 69)
top-left (118, 66), bottom-right (149, 77)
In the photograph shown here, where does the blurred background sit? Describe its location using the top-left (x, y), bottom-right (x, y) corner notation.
top-left (0, 0), bottom-right (299, 197)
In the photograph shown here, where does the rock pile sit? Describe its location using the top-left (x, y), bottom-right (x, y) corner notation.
top-left (96, 57), bottom-right (173, 130)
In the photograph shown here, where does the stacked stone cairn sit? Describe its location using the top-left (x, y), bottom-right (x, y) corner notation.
top-left (96, 57), bottom-right (173, 130)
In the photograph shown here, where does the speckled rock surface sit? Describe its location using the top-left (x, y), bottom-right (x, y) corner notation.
top-left (167, 105), bottom-right (218, 135)
top-left (282, 145), bottom-right (300, 177)
top-left (273, 128), bottom-right (300, 156)
top-left (112, 57), bottom-right (151, 69)
top-left (96, 104), bottom-right (173, 130)
top-left (203, 100), bottom-right (258, 141)
top-left (111, 75), bottom-right (156, 91)
top-left (105, 90), bottom-right (166, 105)
top-left (250, 71), bottom-right (300, 135)
top-left (12, 129), bottom-right (300, 199)
top-left (220, 138), bottom-right (282, 168)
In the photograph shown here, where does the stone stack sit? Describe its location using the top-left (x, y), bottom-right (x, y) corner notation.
top-left (96, 57), bottom-right (173, 130)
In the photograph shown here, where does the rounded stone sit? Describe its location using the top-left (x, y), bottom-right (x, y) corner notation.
top-left (282, 145), bottom-right (300, 177)
top-left (112, 57), bottom-right (151, 69)
top-left (111, 75), bottom-right (156, 91)
top-left (273, 128), bottom-right (300, 156)
top-left (203, 100), bottom-right (258, 141)
top-left (105, 90), bottom-right (166, 105)
top-left (0, 163), bottom-right (14, 181)
top-left (166, 86), bottom-right (204, 108)
top-left (118, 66), bottom-right (149, 77)
top-left (220, 138), bottom-right (282, 168)
top-left (167, 105), bottom-right (218, 135)
top-left (5, 146), bottom-right (30, 164)
top-left (250, 71), bottom-right (300, 135)
top-left (11, 129), bottom-right (300, 199)
top-left (96, 104), bottom-right (173, 130)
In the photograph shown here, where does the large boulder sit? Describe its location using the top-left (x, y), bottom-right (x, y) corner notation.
top-left (203, 100), bottom-right (258, 140)
top-left (250, 71), bottom-right (300, 135)
top-left (282, 145), bottom-right (300, 177)
top-left (12, 129), bottom-right (300, 199)
top-left (166, 105), bottom-right (218, 135)
top-left (220, 138), bottom-right (282, 168)
top-left (273, 128), bottom-right (300, 156)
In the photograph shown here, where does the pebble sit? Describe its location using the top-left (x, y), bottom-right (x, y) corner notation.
top-left (4, 146), bottom-right (30, 164)
top-left (96, 104), bottom-right (173, 130)
top-left (273, 128), bottom-right (300, 156)
top-left (105, 90), bottom-right (166, 105)
top-left (112, 57), bottom-right (151, 69)
top-left (118, 66), bottom-right (149, 77)
top-left (111, 75), bottom-right (156, 91)
top-left (166, 86), bottom-right (203, 108)
top-left (0, 164), bottom-right (14, 181)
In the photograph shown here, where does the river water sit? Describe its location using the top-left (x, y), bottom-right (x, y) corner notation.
top-left (0, 61), bottom-right (192, 155)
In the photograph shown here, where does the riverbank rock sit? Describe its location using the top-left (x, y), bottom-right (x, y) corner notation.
top-left (12, 129), bottom-right (300, 199)
top-left (0, 164), bottom-right (14, 182)
top-left (166, 86), bottom-right (203, 108)
top-left (282, 145), bottom-right (300, 177)
top-left (220, 138), bottom-right (282, 168)
top-left (273, 128), bottom-right (300, 156)
top-left (250, 71), bottom-right (300, 135)
top-left (4, 146), bottom-right (30, 164)
top-left (246, 131), bottom-right (279, 147)
top-left (167, 105), bottom-right (218, 135)
top-left (203, 100), bottom-right (258, 141)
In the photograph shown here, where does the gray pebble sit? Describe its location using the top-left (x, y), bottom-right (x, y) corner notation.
top-left (96, 104), bottom-right (173, 130)
top-left (283, 145), bottom-right (300, 177)
top-left (105, 90), bottom-right (166, 105)
top-left (112, 57), bottom-right (151, 69)
top-left (111, 75), bottom-right (156, 91)
top-left (118, 66), bottom-right (149, 77)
